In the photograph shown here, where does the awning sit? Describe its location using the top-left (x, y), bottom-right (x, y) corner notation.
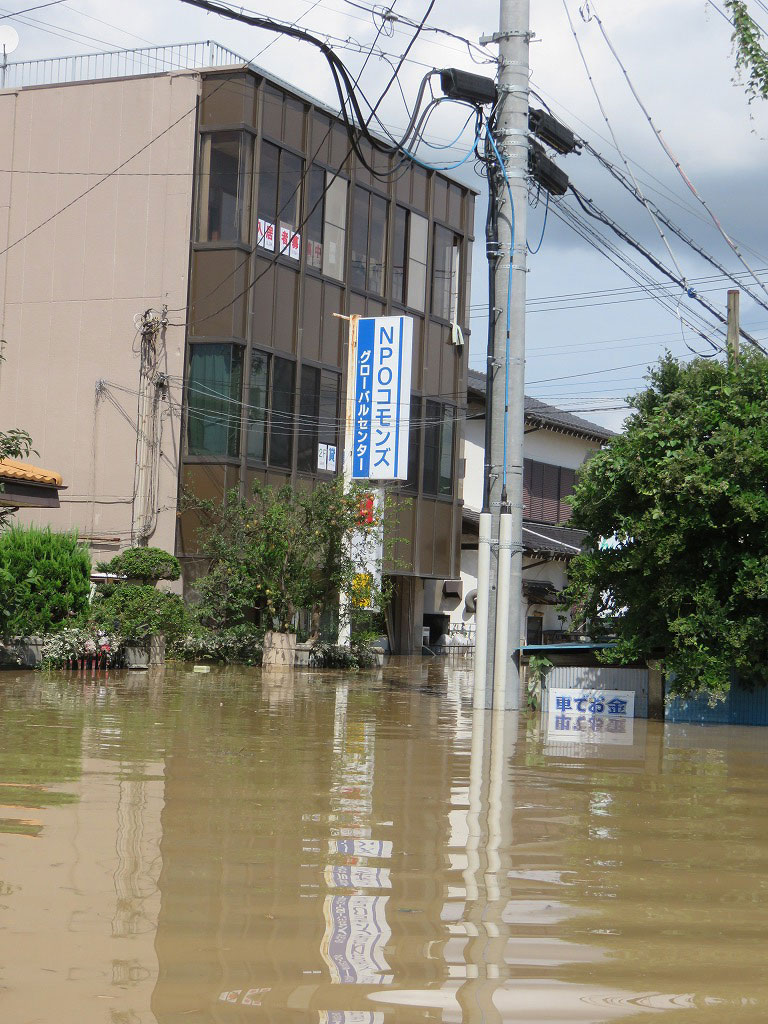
top-left (0, 459), bottom-right (64, 509)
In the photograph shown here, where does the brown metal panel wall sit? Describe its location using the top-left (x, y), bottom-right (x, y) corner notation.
top-left (189, 249), bottom-right (249, 339)
top-left (432, 176), bottom-right (449, 224)
top-left (261, 85), bottom-right (283, 138)
top-left (302, 275), bottom-right (323, 362)
top-left (384, 494), bottom-right (416, 574)
top-left (251, 255), bottom-right (275, 346)
top-left (423, 320), bottom-right (442, 396)
top-left (447, 183), bottom-right (463, 232)
top-left (433, 501), bottom-right (452, 577)
top-left (322, 283), bottom-right (344, 366)
top-left (273, 265), bottom-right (299, 354)
top-left (310, 112), bottom-right (331, 163)
top-left (411, 316), bottom-right (424, 392)
top-left (177, 462), bottom-right (234, 555)
top-left (417, 498), bottom-right (436, 577)
top-left (283, 97), bottom-right (306, 149)
top-left (200, 73), bottom-right (256, 128)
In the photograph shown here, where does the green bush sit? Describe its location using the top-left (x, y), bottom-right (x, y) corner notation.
top-left (0, 526), bottom-right (91, 638)
top-left (89, 584), bottom-right (189, 644)
top-left (97, 546), bottom-right (181, 585)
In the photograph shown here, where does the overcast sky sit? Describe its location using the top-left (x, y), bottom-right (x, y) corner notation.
top-left (4, 0), bottom-right (768, 429)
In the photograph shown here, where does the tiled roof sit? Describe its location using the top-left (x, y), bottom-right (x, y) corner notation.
top-left (0, 459), bottom-right (63, 487)
top-left (462, 509), bottom-right (588, 558)
top-left (467, 369), bottom-right (615, 442)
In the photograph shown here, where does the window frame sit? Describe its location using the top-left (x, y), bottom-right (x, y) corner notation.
top-left (349, 183), bottom-right (389, 298)
top-left (296, 361), bottom-right (342, 476)
top-left (185, 341), bottom-right (245, 461)
top-left (303, 162), bottom-right (350, 283)
top-left (430, 222), bottom-right (463, 324)
top-left (422, 399), bottom-right (456, 498)
top-left (196, 130), bottom-right (254, 246)
top-left (244, 347), bottom-right (297, 470)
top-left (255, 138), bottom-right (305, 264)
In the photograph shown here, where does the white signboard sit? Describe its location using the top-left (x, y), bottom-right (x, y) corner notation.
top-left (321, 894), bottom-right (392, 985)
top-left (352, 316), bottom-right (413, 480)
top-left (327, 445), bottom-right (337, 472)
top-left (548, 687), bottom-right (635, 719)
top-left (257, 218), bottom-right (275, 251)
top-left (318, 443), bottom-right (328, 471)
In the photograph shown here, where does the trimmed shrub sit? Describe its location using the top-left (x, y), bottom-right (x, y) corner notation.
top-left (0, 526), bottom-right (91, 638)
top-left (89, 585), bottom-right (189, 644)
top-left (97, 546), bottom-right (181, 585)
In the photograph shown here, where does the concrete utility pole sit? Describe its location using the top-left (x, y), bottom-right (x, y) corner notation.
top-left (727, 289), bottom-right (740, 369)
top-left (481, 0), bottom-right (530, 710)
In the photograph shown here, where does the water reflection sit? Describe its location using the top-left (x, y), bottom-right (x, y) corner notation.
top-left (0, 664), bottom-right (767, 1022)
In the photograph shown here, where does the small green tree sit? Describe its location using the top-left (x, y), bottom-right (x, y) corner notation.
top-left (185, 479), bottom-right (389, 636)
top-left (564, 351), bottom-right (768, 698)
top-left (0, 525), bottom-right (91, 637)
top-left (89, 585), bottom-right (189, 645)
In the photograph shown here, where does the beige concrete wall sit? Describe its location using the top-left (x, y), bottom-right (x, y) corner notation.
top-left (0, 72), bottom-right (200, 561)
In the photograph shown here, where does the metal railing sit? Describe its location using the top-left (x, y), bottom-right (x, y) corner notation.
top-left (1, 41), bottom-right (245, 91)
top-left (432, 624), bottom-right (476, 659)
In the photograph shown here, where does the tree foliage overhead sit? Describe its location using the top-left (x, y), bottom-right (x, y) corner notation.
top-left (725, 0), bottom-right (768, 102)
top-left (0, 427), bottom-right (34, 530)
top-left (564, 352), bottom-right (768, 697)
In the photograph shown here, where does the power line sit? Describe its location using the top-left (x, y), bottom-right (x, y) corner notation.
top-left (584, 0), bottom-right (768, 307)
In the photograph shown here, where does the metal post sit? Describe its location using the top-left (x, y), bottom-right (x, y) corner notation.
top-left (484, 0), bottom-right (530, 710)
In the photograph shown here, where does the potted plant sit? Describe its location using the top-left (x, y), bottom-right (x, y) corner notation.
top-left (96, 547), bottom-right (181, 588)
top-left (89, 584), bottom-right (188, 669)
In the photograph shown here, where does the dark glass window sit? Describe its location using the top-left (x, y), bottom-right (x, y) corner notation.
top-left (422, 400), bottom-right (455, 496)
top-left (350, 186), bottom-right (388, 295)
top-left (306, 164), bottom-right (325, 269)
top-left (403, 395), bottom-right (422, 492)
top-left (297, 365), bottom-right (340, 473)
top-left (392, 206), bottom-right (407, 304)
top-left (350, 186), bottom-right (369, 291)
top-left (270, 357), bottom-right (295, 469)
top-left (187, 344), bottom-right (243, 458)
top-left (392, 206), bottom-right (428, 310)
top-left (197, 132), bottom-right (252, 243)
top-left (431, 225), bottom-right (461, 321)
top-left (247, 351), bottom-right (269, 461)
top-left (256, 142), bottom-right (303, 260)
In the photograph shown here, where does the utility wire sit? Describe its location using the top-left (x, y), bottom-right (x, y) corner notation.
top-left (560, 0), bottom-right (690, 289)
top-left (584, 0), bottom-right (768, 306)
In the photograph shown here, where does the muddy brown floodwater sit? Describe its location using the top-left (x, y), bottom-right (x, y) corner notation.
top-left (1, 660), bottom-right (767, 1023)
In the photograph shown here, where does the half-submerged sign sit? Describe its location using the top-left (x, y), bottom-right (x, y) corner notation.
top-left (352, 316), bottom-right (413, 480)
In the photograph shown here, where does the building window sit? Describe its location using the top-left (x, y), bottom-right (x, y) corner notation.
top-left (270, 356), bottom-right (295, 469)
top-left (306, 165), bottom-right (348, 281)
top-left (246, 351), bottom-right (296, 468)
top-left (403, 395), bottom-right (422, 492)
top-left (187, 344), bottom-right (243, 458)
top-left (431, 224), bottom-right (461, 322)
top-left (423, 400), bottom-right (455, 496)
top-left (197, 132), bottom-right (253, 244)
top-left (392, 207), bottom-right (428, 311)
top-left (523, 459), bottom-right (576, 524)
top-left (297, 365), bottom-right (341, 473)
top-left (256, 141), bottom-right (303, 261)
top-left (350, 186), bottom-right (388, 295)
top-left (527, 615), bottom-right (543, 645)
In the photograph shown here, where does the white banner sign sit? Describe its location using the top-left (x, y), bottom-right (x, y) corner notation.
top-left (548, 688), bottom-right (635, 718)
top-left (352, 316), bottom-right (413, 480)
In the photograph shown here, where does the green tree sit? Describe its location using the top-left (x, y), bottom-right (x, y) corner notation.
top-left (185, 479), bottom-right (389, 635)
top-left (724, 1), bottom-right (768, 102)
top-left (564, 352), bottom-right (768, 697)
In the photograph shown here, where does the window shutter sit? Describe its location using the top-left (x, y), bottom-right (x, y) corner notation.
top-left (528, 460), bottom-right (544, 520)
top-left (523, 459), bottom-right (532, 518)
top-left (542, 463), bottom-right (560, 523)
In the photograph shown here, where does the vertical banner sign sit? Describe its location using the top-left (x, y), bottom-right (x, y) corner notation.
top-left (352, 316), bottom-right (413, 480)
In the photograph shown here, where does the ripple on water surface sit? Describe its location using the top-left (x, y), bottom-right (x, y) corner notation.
top-left (0, 662), bottom-right (766, 1022)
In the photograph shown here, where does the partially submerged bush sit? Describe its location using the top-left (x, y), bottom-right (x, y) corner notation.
top-left (89, 585), bottom-right (189, 645)
top-left (309, 639), bottom-right (379, 670)
top-left (171, 625), bottom-right (263, 665)
top-left (41, 627), bottom-right (121, 669)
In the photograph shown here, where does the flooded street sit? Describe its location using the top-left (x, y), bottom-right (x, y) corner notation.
top-left (1, 661), bottom-right (767, 1023)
